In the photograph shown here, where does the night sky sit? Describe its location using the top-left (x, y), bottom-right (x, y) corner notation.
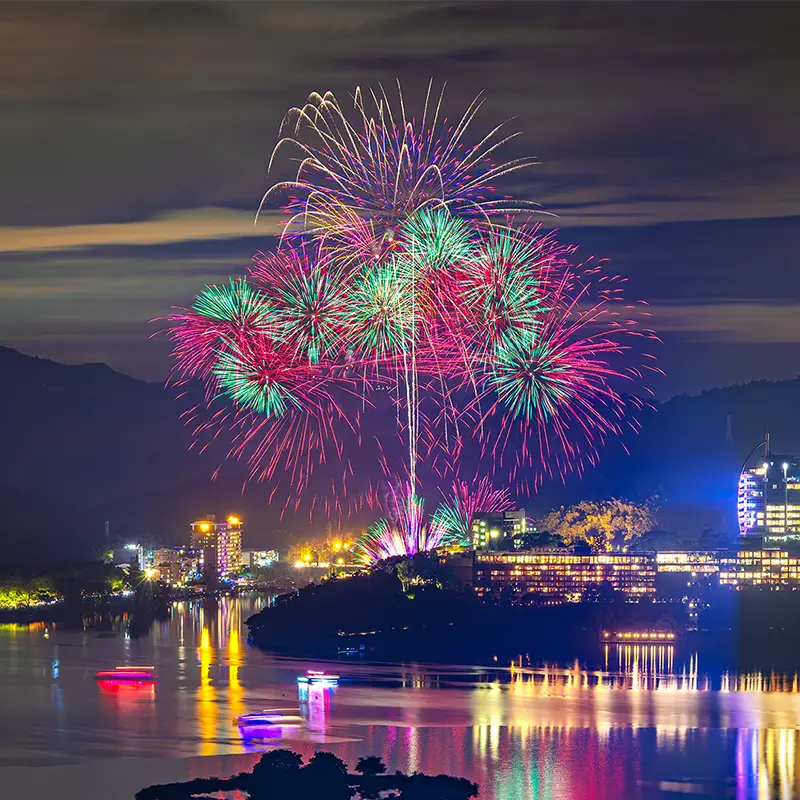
top-left (0, 1), bottom-right (798, 399)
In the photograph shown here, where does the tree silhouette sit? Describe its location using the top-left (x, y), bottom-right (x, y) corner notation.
top-left (135, 750), bottom-right (477, 800)
top-left (356, 756), bottom-right (387, 776)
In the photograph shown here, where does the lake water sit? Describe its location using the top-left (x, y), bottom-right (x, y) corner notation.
top-left (1, 595), bottom-right (800, 799)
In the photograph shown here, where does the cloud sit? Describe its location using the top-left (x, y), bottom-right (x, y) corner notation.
top-left (1, 2), bottom-right (799, 228)
top-left (0, 208), bottom-right (282, 253)
top-left (650, 302), bottom-right (800, 344)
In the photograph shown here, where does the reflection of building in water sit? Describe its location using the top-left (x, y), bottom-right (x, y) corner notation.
top-left (736, 728), bottom-right (800, 800)
top-left (474, 551), bottom-right (656, 602)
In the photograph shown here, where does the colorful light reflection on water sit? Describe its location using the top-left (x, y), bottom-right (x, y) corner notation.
top-left (2, 597), bottom-right (800, 799)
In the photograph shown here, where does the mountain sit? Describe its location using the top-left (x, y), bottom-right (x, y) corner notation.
top-left (0, 345), bottom-right (797, 562)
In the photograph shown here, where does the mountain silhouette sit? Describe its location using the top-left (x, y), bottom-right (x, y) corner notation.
top-left (1, 345), bottom-right (797, 564)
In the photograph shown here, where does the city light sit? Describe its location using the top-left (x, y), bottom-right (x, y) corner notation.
top-left (144, 568), bottom-right (157, 581)
top-left (199, 522), bottom-right (210, 533)
top-left (227, 515), bottom-right (241, 525)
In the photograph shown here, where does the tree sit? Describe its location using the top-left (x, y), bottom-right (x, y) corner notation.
top-left (541, 499), bottom-right (655, 552)
top-left (135, 750), bottom-right (477, 800)
top-left (252, 748), bottom-right (303, 778)
top-left (356, 756), bottom-right (387, 777)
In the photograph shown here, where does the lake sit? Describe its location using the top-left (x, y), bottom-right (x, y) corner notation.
top-left (1, 594), bottom-right (799, 799)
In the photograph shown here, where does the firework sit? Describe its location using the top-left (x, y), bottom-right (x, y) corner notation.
top-left (259, 82), bottom-right (540, 260)
top-left (355, 482), bottom-right (455, 565)
top-left (166, 82), bottom-right (658, 521)
top-left (432, 478), bottom-right (515, 546)
top-left (250, 242), bottom-right (349, 364)
top-left (167, 278), bottom-right (271, 380)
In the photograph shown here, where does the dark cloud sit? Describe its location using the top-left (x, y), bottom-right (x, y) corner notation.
top-left (110, 1), bottom-right (236, 33)
top-left (0, 1), bottom-right (798, 397)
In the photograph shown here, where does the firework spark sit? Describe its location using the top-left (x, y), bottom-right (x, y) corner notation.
top-left (166, 82), bottom-right (658, 518)
top-left (432, 478), bottom-right (515, 546)
top-left (355, 482), bottom-right (455, 565)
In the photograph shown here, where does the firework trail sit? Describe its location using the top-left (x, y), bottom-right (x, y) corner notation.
top-left (166, 82), bottom-right (659, 531)
top-left (355, 481), bottom-right (454, 565)
top-left (432, 478), bottom-right (515, 546)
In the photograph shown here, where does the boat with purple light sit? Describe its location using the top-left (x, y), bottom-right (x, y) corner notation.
top-left (96, 665), bottom-right (156, 681)
top-left (235, 712), bottom-right (303, 726)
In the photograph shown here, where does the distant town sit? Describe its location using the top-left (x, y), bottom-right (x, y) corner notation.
top-left (3, 446), bottom-right (798, 634)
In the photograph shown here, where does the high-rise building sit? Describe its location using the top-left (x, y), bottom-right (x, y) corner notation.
top-left (472, 509), bottom-right (529, 550)
top-left (738, 452), bottom-right (800, 544)
top-left (190, 515), bottom-right (243, 581)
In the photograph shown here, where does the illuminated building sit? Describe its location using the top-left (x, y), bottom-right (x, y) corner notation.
top-left (472, 510), bottom-right (529, 550)
top-left (152, 547), bottom-right (201, 585)
top-left (655, 551), bottom-right (720, 576)
top-left (474, 550), bottom-right (656, 602)
top-left (190, 515), bottom-right (243, 581)
top-left (110, 544), bottom-right (145, 570)
top-left (738, 448), bottom-right (800, 543)
top-left (719, 549), bottom-right (800, 588)
top-left (241, 549), bottom-right (279, 570)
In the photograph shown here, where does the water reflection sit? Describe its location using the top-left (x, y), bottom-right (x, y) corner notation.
top-left (4, 598), bottom-right (800, 799)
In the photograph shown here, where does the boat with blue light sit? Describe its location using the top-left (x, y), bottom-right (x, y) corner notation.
top-left (297, 669), bottom-right (339, 686)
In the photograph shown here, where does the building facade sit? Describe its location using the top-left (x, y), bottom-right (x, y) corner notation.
top-left (241, 549), bottom-right (279, 570)
top-left (152, 547), bottom-right (201, 585)
top-left (472, 510), bottom-right (529, 550)
top-left (719, 549), bottom-right (800, 588)
top-left (738, 455), bottom-right (800, 543)
top-left (474, 550), bottom-right (656, 602)
top-left (190, 515), bottom-right (243, 581)
top-left (655, 551), bottom-right (721, 577)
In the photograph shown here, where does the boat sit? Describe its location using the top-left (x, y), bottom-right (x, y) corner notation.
top-left (96, 665), bottom-right (157, 681)
top-left (600, 630), bottom-right (679, 644)
top-left (236, 712), bottom-right (303, 726)
top-left (297, 669), bottom-right (339, 685)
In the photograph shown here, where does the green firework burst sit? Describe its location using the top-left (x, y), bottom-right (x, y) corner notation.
top-left (192, 278), bottom-right (270, 327)
top-left (213, 340), bottom-right (299, 418)
top-left (398, 206), bottom-right (475, 273)
top-left (462, 226), bottom-right (545, 340)
top-left (489, 328), bottom-right (573, 421)
top-left (348, 257), bottom-right (415, 357)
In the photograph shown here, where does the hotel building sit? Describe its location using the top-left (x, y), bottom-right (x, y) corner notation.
top-left (474, 550), bottom-right (656, 602)
top-left (655, 551), bottom-right (721, 577)
top-left (190, 515), bottom-right (243, 581)
top-left (472, 510), bottom-right (529, 550)
top-left (738, 454), bottom-right (800, 543)
top-left (152, 547), bottom-right (201, 585)
top-left (719, 549), bottom-right (800, 588)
